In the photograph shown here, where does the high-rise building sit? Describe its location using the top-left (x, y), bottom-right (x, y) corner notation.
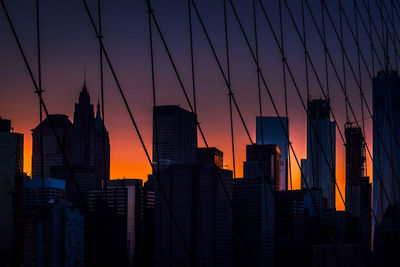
top-left (87, 188), bottom-right (127, 266)
top-left (302, 99), bottom-right (336, 211)
top-left (233, 178), bottom-right (274, 267)
top-left (0, 117), bottom-right (24, 266)
top-left (198, 147), bottom-right (223, 168)
top-left (243, 144), bottom-right (281, 191)
top-left (256, 116), bottom-right (289, 190)
top-left (31, 114), bottom-right (73, 180)
top-left (23, 178), bottom-right (68, 267)
top-left (94, 101), bottom-right (110, 188)
top-left (153, 105), bottom-right (197, 167)
top-left (155, 164), bottom-right (233, 267)
top-left (233, 144), bottom-right (279, 267)
top-left (109, 179), bottom-right (144, 267)
top-left (65, 206), bottom-right (84, 266)
top-left (372, 70), bottom-right (400, 225)
top-left (69, 83), bottom-right (110, 210)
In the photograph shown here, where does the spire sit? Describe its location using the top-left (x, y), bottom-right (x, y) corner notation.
top-left (96, 99), bottom-right (101, 118)
top-left (83, 63), bottom-right (87, 88)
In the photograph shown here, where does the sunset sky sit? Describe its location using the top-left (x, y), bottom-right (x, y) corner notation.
top-left (1, 0), bottom-right (387, 210)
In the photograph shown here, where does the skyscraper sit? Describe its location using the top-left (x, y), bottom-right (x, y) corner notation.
top-left (31, 114), bottom-right (73, 180)
top-left (69, 83), bottom-right (110, 209)
top-left (302, 99), bottom-right (336, 211)
top-left (372, 70), bottom-right (400, 224)
top-left (256, 116), bottom-right (289, 190)
top-left (0, 117), bottom-right (24, 266)
top-left (233, 144), bottom-right (279, 267)
top-left (243, 144), bottom-right (281, 191)
top-left (153, 105), bottom-right (197, 167)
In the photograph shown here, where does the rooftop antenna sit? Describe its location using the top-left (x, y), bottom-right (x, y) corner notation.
top-left (84, 63), bottom-right (87, 86)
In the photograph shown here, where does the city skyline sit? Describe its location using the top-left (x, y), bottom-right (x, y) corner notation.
top-left (1, 0), bottom-right (387, 211)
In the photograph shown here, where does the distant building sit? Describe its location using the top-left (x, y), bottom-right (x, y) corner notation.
top-left (0, 117), bottom-right (24, 266)
top-left (256, 116), bottom-right (289, 190)
top-left (198, 147), bottom-right (223, 168)
top-left (31, 114), bottom-right (73, 180)
top-left (344, 124), bottom-right (372, 250)
top-left (233, 178), bottom-right (274, 267)
top-left (65, 207), bottom-right (84, 266)
top-left (155, 164), bottom-right (233, 267)
top-left (302, 99), bottom-right (336, 211)
top-left (153, 105), bottom-right (197, 167)
top-left (23, 178), bottom-right (68, 267)
top-left (275, 190), bottom-right (306, 267)
top-left (69, 83), bottom-right (110, 210)
top-left (88, 180), bottom-right (144, 267)
top-left (243, 144), bottom-right (281, 191)
top-left (233, 144), bottom-right (279, 267)
top-left (372, 70), bottom-right (400, 226)
top-left (109, 179), bottom-right (144, 267)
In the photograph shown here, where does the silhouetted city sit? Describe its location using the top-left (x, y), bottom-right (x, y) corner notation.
top-left (1, 0), bottom-right (400, 267)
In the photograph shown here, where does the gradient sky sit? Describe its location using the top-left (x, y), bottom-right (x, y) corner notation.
top-left (1, 0), bottom-right (393, 210)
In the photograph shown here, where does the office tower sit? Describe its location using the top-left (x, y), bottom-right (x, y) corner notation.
top-left (65, 207), bottom-right (84, 266)
top-left (373, 70), bottom-right (400, 224)
top-left (94, 101), bottom-right (110, 187)
top-left (155, 164), bottom-right (233, 267)
top-left (198, 147), bottom-right (223, 168)
top-left (374, 203), bottom-right (400, 266)
top-left (31, 114), bottom-right (73, 180)
top-left (89, 180), bottom-right (144, 267)
top-left (0, 117), bottom-right (24, 266)
top-left (256, 116), bottom-right (289, 190)
top-left (302, 99), bottom-right (336, 211)
top-left (69, 83), bottom-right (110, 209)
top-left (153, 105), bottom-right (197, 167)
top-left (87, 188), bottom-right (128, 266)
top-left (233, 179), bottom-right (274, 267)
top-left (23, 178), bottom-right (67, 266)
top-left (233, 145), bottom-right (278, 267)
top-left (275, 190), bottom-right (306, 267)
top-left (344, 124), bottom-right (372, 249)
top-left (109, 179), bottom-right (144, 267)
top-left (143, 176), bottom-right (155, 267)
top-left (243, 144), bottom-right (281, 191)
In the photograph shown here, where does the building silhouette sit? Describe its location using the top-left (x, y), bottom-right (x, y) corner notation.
top-left (302, 99), bottom-right (336, 211)
top-left (153, 105), bottom-right (197, 167)
top-left (31, 114), bottom-right (73, 180)
top-left (0, 117), bottom-right (24, 266)
top-left (256, 116), bottom-right (289, 190)
top-left (372, 70), bottom-right (400, 226)
top-left (233, 143), bottom-right (280, 267)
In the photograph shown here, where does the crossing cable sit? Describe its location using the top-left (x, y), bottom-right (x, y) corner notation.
top-left (253, 0), bottom-right (264, 148)
top-left (188, 0), bottom-right (197, 114)
top-left (338, 0), bottom-right (349, 123)
top-left (224, 0), bottom-right (236, 179)
top-left (190, 0), bottom-right (332, 256)
top-left (296, 0), bottom-right (398, 247)
top-left (262, 0), bottom-right (390, 228)
top-left (97, 0), bottom-right (108, 202)
top-left (35, 1), bottom-right (48, 266)
top-left (0, 0), bottom-right (89, 214)
top-left (319, 0), bottom-right (397, 246)
top-left (278, 0), bottom-right (292, 190)
top-left (187, 1), bottom-right (205, 261)
top-left (80, 0), bottom-right (193, 260)
top-left (207, 0), bottom-right (345, 260)
top-left (375, 0), bottom-right (400, 67)
top-left (385, 0), bottom-right (398, 71)
top-left (354, 0), bottom-right (367, 177)
top-left (329, 0), bottom-right (400, 193)
top-left (301, 0), bottom-right (310, 101)
top-left (299, 0), bottom-right (397, 203)
top-left (284, 0), bottom-right (393, 236)
top-left (147, 3), bottom-right (165, 266)
top-left (259, 0), bottom-right (387, 254)
top-left (145, 2), bottom-right (282, 258)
